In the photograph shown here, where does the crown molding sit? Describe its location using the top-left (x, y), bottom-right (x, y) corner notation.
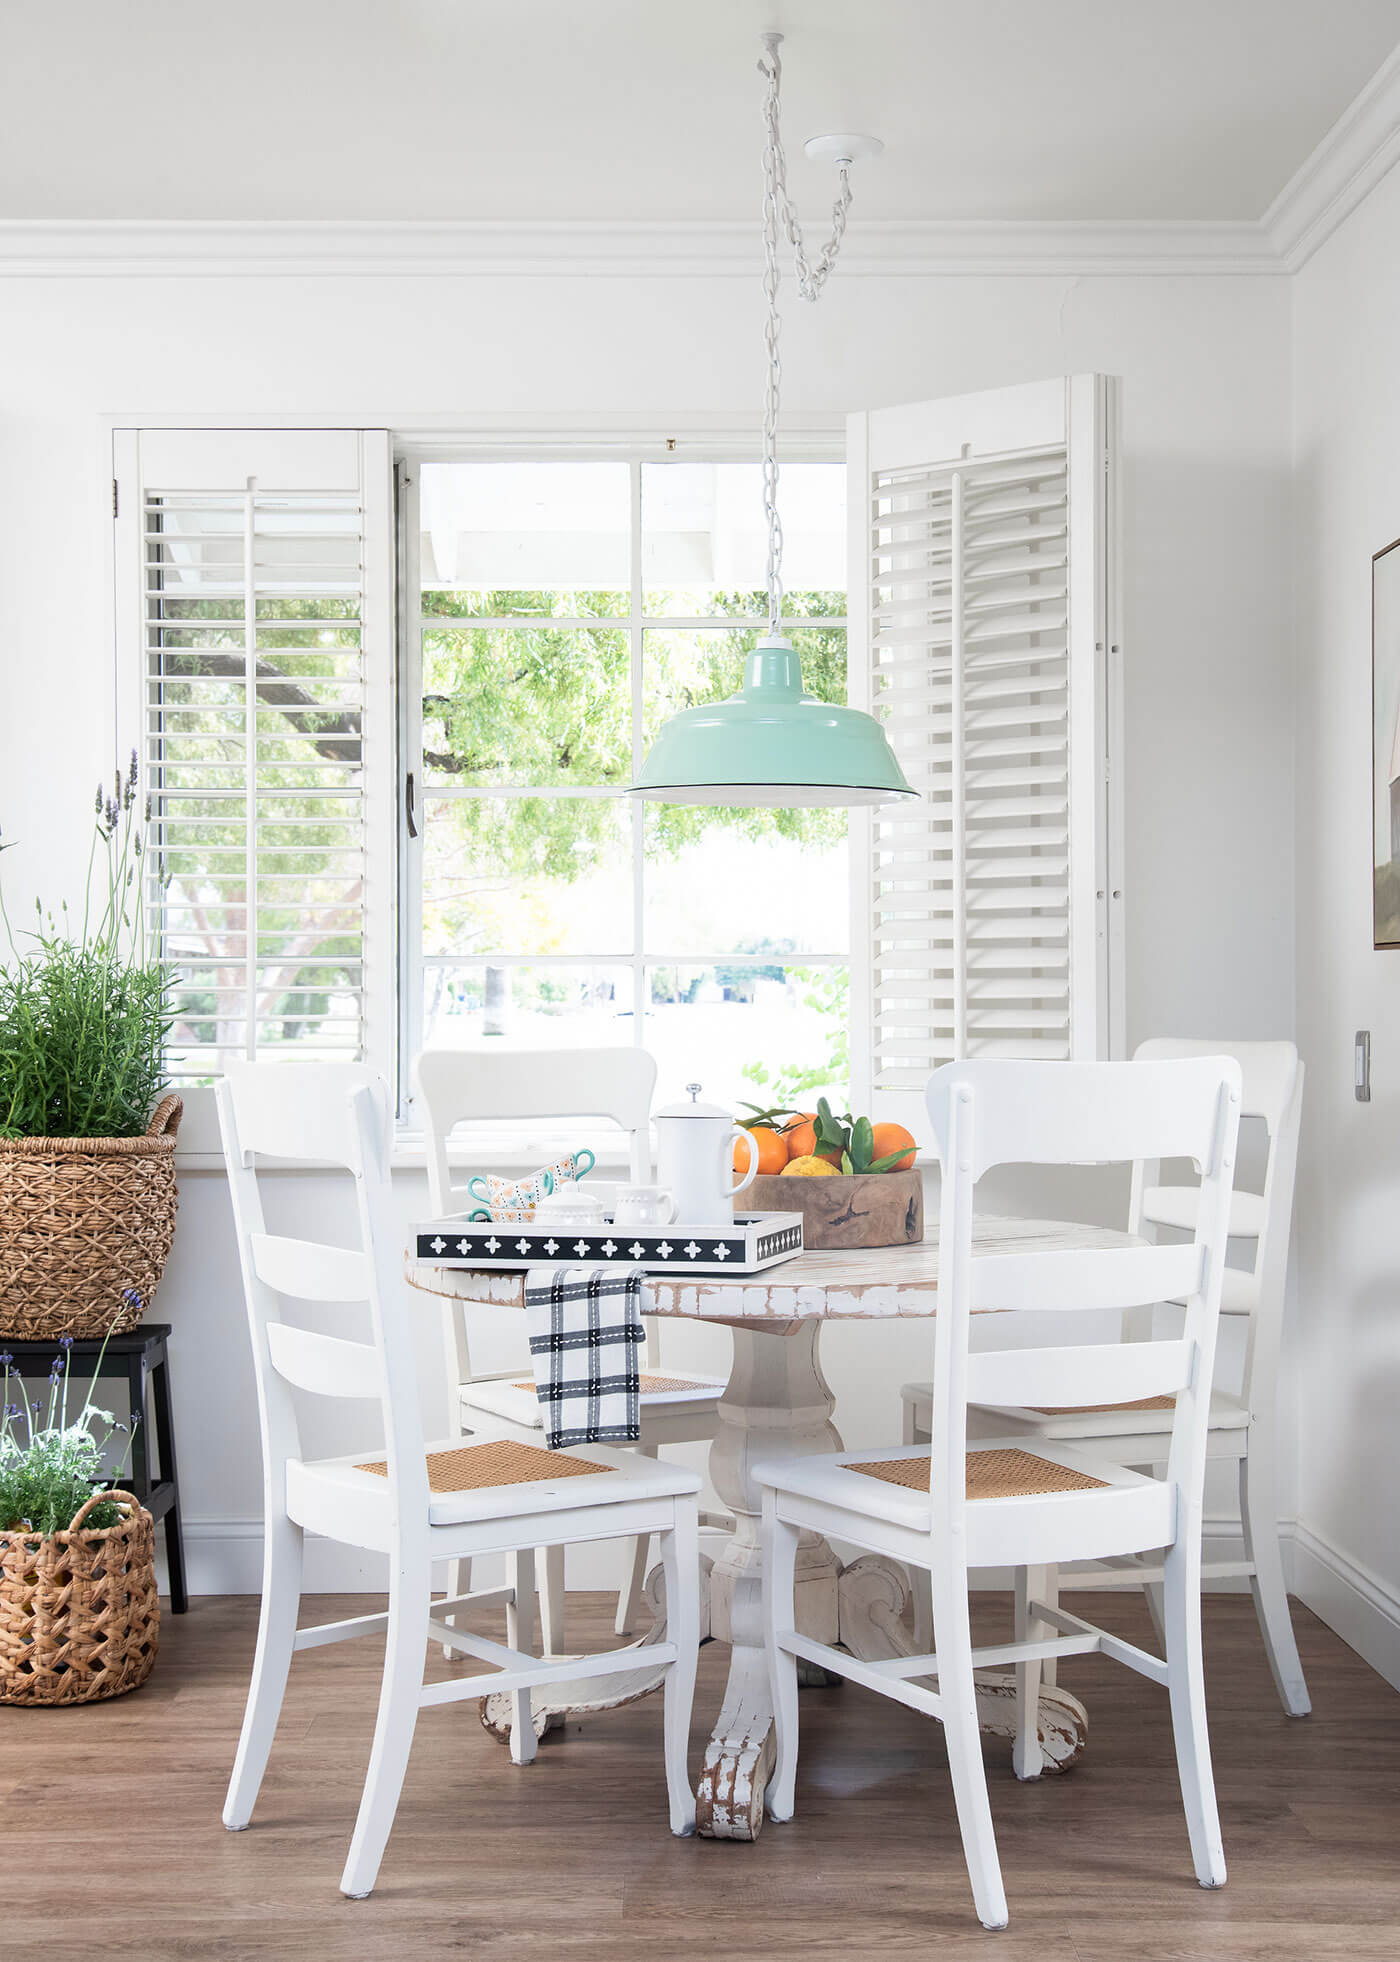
top-left (0, 215), bottom-right (1283, 279)
top-left (1265, 40), bottom-right (1400, 270)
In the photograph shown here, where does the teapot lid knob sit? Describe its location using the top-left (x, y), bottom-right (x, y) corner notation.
top-left (687, 1082), bottom-right (702, 1102)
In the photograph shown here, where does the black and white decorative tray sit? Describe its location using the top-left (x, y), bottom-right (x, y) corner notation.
top-left (411, 1210), bottom-right (804, 1277)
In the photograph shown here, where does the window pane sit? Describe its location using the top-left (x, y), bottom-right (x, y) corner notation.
top-left (643, 804), bottom-right (848, 958)
top-left (421, 619), bottom-right (631, 788)
top-left (645, 964), bottom-right (849, 1114)
top-left (423, 964), bottom-right (634, 1050)
top-left (643, 625), bottom-right (847, 750)
top-left (422, 795), bottom-right (633, 958)
top-left (641, 462), bottom-right (845, 616)
top-left (418, 461), bottom-right (629, 614)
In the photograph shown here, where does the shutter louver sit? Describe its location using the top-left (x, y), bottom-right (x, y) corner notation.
top-left (852, 379), bottom-right (1115, 1095)
top-left (132, 432), bottom-right (389, 1082)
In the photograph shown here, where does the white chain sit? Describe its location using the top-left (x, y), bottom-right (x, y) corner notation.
top-left (759, 33), bottom-right (853, 635)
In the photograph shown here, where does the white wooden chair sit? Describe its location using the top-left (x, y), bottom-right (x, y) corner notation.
top-left (217, 1062), bottom-right (700, 1899)
top-left (758, 1056), bottom-right (1241, 1930)
top-left (415, 1045), bottom-right (727, 1645)
top-left (900, 1037), bottom-right (1309, 1717)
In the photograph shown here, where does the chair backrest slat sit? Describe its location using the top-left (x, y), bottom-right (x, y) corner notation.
top-left (928, 1057), bottom-right (1234, 1182)
top-left (265, 1321), bottom-right (383, 1400)
top-left (415, 1046), bottom-right (657, 1217)
top-left (969, 1243), bottom-right (1203, 1313)
top-left (251, 1233), bottom-right (372, 1304)
top-left (968, 1336), bottom-right (1195, 1414)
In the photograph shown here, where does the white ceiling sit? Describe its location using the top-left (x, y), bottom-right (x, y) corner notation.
top-left (3, 0), bottom-right (1397, 224)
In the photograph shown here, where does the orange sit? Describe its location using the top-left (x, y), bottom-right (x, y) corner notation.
top-left (781, 1115), bottom-right (841, 1166)
top-left (870, 1121), bottom-right (917, 1171)
top-left (781, 1154), bottom-right (840, 1178)
top-left (736, 1126), bottom-right (788, 1177)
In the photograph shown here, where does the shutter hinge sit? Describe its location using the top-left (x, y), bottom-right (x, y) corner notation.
top-left (112, 477), bottom-right (119, 519)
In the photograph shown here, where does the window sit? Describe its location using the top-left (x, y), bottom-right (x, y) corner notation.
top-left (115, 429), bottom-right (395, 1088)
top-left (120, 399), bottom-right (1118, 1142)
top-left (397, 454), bottom-right (852, 1116)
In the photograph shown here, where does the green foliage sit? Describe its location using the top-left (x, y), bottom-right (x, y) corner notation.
top-left (740, 965), bottom-right (850, 1106)
top-left (419, 591), bottom-right (848, 896)
top-left (0, 1335), bottom-right (136, 1535)
top-left (0, 759), bottom-right (173, 1138)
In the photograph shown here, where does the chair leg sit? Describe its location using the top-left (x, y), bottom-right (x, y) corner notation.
top-left (1144, 1577), bottom-right (1167, 1653)
top-left (616, 1444), bottom-right (658, 1636)
top-left (441, 1553), bottom-right (472, 1660)
top-left (505, 1547), bottom-right (538, 1766)
top-left (1040, 1562), bottom-right (1059, 1689)
top-left (935, 1578), bottom-right (1009, 1930)
top-left (339, 1561), bottom-right (432, 1899)
top-left (616, 1534), bottom-right (651, 1638)
top-left (223, 1512), bottom-right (304, 1830)
top-left (1240, 1451), bottom-right (1310, 1716)
top-left (1013, 1564), bottom-right (1047, 1781)
top-left (661, 1499), bottom-right (700, 1836)
top-left (540, 1544), bottom-right (566, 1656)
top-left (762, 1488), bottom-right (800, 1823)
top-left (902, 1400), bottom-right (935, 1654)
top-left (1162, 1534), bottom-right (1227, 1890)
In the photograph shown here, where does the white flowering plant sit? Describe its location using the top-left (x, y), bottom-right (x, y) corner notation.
top-left (0, 1317), bottom-right (140, 1535)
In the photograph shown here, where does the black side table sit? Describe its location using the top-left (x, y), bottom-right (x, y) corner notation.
top-left (2, 1322), bottom-right (187, 1613)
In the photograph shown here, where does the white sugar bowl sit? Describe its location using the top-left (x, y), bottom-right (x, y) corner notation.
top-left (532, 1187), bottom-right (608, 1232)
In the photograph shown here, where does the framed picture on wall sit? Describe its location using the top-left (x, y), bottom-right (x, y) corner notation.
top-left (1374, 537), bottom-right (1400, 946)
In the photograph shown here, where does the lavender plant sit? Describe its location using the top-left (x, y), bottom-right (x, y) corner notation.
top-left (0, 1315), bottom-right (140, 1534)
top-left (0, 752), bottom-right (173, 1138)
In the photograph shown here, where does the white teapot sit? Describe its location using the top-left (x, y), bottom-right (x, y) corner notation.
top-left (654, 1083), bottom-right (759, 1225)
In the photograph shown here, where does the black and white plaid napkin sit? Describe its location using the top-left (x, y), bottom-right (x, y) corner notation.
top-left (523, 1263), bottom-right (645, 1448)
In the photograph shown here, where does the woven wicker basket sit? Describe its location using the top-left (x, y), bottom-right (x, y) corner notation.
top-left (0, 1490), bottom-right (159, 1706)
top-left (0, 1095), bottom-right (181, 1340)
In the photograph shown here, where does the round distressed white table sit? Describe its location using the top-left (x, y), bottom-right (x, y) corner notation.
top-left (408, 1214), bottom-right (1136, 1839)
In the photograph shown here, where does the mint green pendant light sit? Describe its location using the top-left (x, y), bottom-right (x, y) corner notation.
top-left (630, 34), bottom-right (914, 812)
top-left (631, 632), bottom-right (912, 807)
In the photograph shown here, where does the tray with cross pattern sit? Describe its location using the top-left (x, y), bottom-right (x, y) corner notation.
top-left (410, 1209), bottom-right (805, 1276)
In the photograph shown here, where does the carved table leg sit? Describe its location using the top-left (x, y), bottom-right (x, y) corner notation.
top-left (696, 1321), bottom-right (841, 1838)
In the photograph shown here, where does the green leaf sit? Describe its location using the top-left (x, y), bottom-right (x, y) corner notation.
top-left (850, 1115), bottom-right (873, 1172)
top-left (840, 1149), bottom-right (853, 1174)
top-left (867, 1148), bottom-right (918, 1174)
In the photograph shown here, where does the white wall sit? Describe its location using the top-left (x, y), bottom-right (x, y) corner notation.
top-left (1292, 163), bottom-right (1400, 1681)
top-left (0, 265), bottom-right (1297, 1589)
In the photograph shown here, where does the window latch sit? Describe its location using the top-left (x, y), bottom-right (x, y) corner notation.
top-left (405, 771), bottom-right (418, 839)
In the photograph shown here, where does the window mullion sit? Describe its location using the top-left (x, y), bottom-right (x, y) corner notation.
top-left (242, 478), bottom-right (258, 1062)
top-left (630, 459), bottom-right (646, 1058)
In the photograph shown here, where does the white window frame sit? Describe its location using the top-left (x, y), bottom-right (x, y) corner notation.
top-left (393, 433), bottom-right (852, 1126)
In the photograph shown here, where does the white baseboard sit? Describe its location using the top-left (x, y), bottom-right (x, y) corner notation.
top-left (1291, 1519), bottom-right (1400, 1691)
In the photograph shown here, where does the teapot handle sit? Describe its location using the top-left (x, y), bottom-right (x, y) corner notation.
top-left (725, 1126), bottom-right (760, 1199)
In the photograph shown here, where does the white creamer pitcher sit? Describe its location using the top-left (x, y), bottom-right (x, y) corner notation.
top-left (654, 1082), bottom-right (759, 1225)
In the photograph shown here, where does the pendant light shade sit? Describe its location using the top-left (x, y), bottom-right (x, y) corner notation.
top-left (630, 635), bottom-right (914, 808)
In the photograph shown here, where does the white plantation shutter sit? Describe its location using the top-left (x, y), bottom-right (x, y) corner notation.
top-left (848, 377), bottom-right (1120, 1122)
top-left (113, 428), bottom-right (395, 1089)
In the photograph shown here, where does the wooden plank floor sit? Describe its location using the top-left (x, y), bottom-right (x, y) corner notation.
top-left (2, 1589), bottom-right (1397, 1961)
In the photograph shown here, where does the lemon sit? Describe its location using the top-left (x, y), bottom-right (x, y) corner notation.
top-left (781, 1154), bottom-right (840, 1177)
